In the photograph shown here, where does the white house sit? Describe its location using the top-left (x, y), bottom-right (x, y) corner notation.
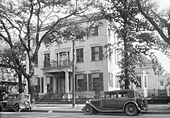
top-left (31, 15), bottom-right (121, 99)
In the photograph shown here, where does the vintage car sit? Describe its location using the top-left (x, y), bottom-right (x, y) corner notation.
top-left (0, 93), bottom-right (32, 112)
top-left (82, 89), bottom-right (148, 116)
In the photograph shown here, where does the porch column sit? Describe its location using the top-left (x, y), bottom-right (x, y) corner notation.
top-left (53, 76), bottom-right (56, 93)
top-left (43, 74), bottom-right (47, 93)
top-left (65, 71), bottom-right (69, 93)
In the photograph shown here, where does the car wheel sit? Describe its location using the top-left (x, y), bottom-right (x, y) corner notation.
top-left (125, 103), bottom-right (138, 116)
top-left (83, 105), bottom-right (94, 115)
top-left (14, 104), bottom-right (21, 112)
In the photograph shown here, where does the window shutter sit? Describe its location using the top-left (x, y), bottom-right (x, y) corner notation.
top-left (81, 49), bottom-right (84, 62)
top-left (38, 78), bottom-right (40, 92)
top-left (91, 47), bottom-right (95, 61)
top-left (99, 46), bottom-right (103, 60)
top-left (99, 73), bottom-right (103, 91)
top-left (88, 74), bottom-right (93, 91)
top-left (83, 74), bottom-right (87, 91)
top-left (41, 77), bottom-right (44, 93)
top-left (75, 75), bottom-right (78, 91)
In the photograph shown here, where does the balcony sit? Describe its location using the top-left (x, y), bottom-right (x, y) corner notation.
top-left (43, 60), bottom-right (72, 70)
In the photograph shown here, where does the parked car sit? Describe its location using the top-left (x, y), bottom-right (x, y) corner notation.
top-left (82, 89), bottom-right (148, 116)
top-left (0, 93), bottom-right (32, 112)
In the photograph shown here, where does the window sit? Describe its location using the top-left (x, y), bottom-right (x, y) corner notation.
top-left (44, 53), bottom-right (50, 67)
top-left (59, 52), bottom-right (67, 61)
top-left (59, 52), bottom-right (69, 66)
top-left (167, 77), bottom-right (170, 84)
top-left (160, 81), bottom-right (164, 86)
top-left (89, 73), bottom-right (103, 91)
top-left (136, 76), bottom-right (141, 87)
top-left (76, 48), bottom-right (83, 63)
top-left (91, 46), bottom-right (103, 61)
top-left (90, 26), bottom-right (98, 36)
top-left (87, 26), bottom-right (98, 36)
top-left (75, 74), bottom-right (87, 91)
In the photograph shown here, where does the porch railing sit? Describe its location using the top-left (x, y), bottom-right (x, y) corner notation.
top-left (44, 60), bottom-right (72, 69)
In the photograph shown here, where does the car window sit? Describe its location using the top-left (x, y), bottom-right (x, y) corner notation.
top-left (118, 92), bottom-right (128, 98)
top-left (105, 92), bottom-right (117, 98)
top-left (110, 93), bottom-right (117, 98)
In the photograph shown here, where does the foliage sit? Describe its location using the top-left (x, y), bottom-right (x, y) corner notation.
top-left (98, 0), bottom-right (167, 89)
top-left (136, 0), bottom-right (170, 45)
top-left (0, 0), bottom-right (92, 98)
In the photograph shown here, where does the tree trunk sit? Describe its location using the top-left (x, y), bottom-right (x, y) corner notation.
top-left (18, 74), bottom-right (23, 93)
top-left (124, 79), bottom-right (130, 89)
top-left (27, 78), bottom-right (33, 103)
top-left (124, 35), bottom-right (130, 89)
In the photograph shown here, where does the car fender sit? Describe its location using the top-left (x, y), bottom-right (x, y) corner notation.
top-left (123, 101), bottom-right (141, 111)
top-left (84, 103), bottom-right (101, 112)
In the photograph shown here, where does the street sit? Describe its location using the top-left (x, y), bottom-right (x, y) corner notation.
top-left (0, 112), bottom-right (170, 118)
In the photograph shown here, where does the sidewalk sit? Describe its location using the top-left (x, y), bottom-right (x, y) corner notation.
top-left (31, 103), bottom-right (170, 114)
top-left (145, 104), bottom-right (170, 114)
top-left (31, 103), bottom-right (84, 113)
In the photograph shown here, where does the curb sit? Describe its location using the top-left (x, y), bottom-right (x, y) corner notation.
top-left (30, 109), bottom-right (170, 114)
top-left (31, 109), bottom-right (82, 113)
top-left (142, 111), bottom-right (170, 114)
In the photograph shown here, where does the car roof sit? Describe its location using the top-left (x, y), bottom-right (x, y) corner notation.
top-left (104, 89), bottom-right (136, 94)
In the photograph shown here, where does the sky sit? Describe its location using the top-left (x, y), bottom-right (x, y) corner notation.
top-left (156, 0), bottom-right (170, 10)
top-left (150, 0), bottom-right (170, 73)
top-left (154, 51), bottom-right (170, 73)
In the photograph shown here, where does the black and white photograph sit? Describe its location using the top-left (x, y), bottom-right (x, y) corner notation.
top-left (0, 0), bottom-right (170, 118)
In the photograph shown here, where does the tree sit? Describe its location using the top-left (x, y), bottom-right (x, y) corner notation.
top-left (0, 0), bottom-right (93, 101)
top-left (96, 0), bottom-right (165, 89)
top-left (136, 0), bottom-right (170, 45)
top-left (97, 0), bottom-right (145, 89)
top-left (0, 42), bottom-right (25, 93)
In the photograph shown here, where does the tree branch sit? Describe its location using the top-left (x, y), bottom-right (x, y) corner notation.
top-left (136, 0), bottom-right (170, 44)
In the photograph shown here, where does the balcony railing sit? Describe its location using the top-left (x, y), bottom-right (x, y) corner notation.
top-left (44, 60), bottom-right (72, 69)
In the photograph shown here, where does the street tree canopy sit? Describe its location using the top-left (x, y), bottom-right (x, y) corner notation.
top-left (136, 0), bottom-right (170, 45)
top-left (0, 0), bottom-right (93, 96)
top-left (95, 0), bottom-right (168, 89)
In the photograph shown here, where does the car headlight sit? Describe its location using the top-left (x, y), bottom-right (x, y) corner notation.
top-left (86, 99), bottom-right (91, 104)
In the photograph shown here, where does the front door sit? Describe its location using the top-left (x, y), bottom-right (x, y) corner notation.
top-left (55, 73), bottom-right (65, 93)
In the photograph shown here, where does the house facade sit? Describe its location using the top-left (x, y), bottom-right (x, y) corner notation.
top-left (134, 55), bottom-right (170, 97)
top-left (31, 17), bottom-right (121, 99)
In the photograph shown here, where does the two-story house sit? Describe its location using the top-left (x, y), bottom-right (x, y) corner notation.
top-left (31, 15), bottom-right (121, 99)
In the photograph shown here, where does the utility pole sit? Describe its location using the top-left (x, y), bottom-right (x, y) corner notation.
top-left (72, 39), bottom-right (75, 108)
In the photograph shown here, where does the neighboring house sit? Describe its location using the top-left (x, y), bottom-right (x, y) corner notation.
top-left (134, 55), bottom-right (170, 97)
top-left (31, 14), bottom-right (121, 99)
top-left (158, 73), bottom-right (170, 96)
